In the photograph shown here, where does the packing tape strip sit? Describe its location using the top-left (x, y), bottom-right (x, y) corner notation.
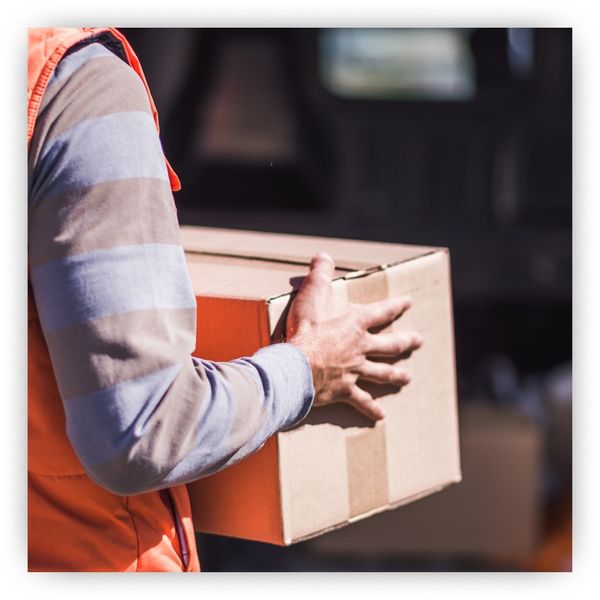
top-left (345, 270), bottom-right (391, 518)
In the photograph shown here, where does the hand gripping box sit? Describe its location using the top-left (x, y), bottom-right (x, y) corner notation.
top-left (182, 226), bottom-right (461, 545)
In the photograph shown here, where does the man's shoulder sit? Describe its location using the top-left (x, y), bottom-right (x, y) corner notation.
top-left (40, 41), bottom-right (144, 116)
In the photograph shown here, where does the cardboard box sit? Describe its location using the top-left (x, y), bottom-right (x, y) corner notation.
top-left (308, 403), bottom-right (543, 560)
top-left (182, 226), bottom-right (461, 545)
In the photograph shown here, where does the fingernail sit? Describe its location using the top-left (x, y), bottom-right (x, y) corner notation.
top-left (374, 406), bottom-right (386, 419)
top-left (316, 251), bottom-right (334, 263)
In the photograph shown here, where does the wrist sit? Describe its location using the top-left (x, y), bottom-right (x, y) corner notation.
top-left (287, 332), bottom-right (326, 398)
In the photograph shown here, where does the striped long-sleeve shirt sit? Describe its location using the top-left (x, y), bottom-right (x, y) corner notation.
top-left (27, 41), bottom-right (314, 496)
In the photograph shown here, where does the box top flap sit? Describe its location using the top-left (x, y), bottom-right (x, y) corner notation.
top-left (181, 226), bottom-right (440, 270)
top-left (182, 226), bottom-right (443, 300)
top-left (185, 253), bottom-right (335, 300)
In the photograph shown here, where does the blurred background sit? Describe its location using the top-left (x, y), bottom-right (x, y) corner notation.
top-left (121, 27), bottom-right (572, 572)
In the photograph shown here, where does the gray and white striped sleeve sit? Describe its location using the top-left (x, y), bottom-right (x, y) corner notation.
top-left (27, 42), bottom-right (314, 496)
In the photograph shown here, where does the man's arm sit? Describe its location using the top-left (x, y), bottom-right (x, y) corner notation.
top-left (28, 42), bottom-right (314, 496)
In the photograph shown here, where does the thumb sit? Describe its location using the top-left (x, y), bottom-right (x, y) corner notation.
top-left (295, 251), bottom-right (335, 308)
top-left (306, 251), bottom-right (335, 288)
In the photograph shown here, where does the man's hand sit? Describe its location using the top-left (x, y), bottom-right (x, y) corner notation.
top-left (287, 252), bottom-right (423, 421)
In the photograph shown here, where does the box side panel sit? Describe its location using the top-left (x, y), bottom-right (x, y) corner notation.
top-left (282, 256), bottom-right (460, 543)
top-left (307, 405), bottom-right (542, 559)
top-left (187, 437), bottom-right (284, 545)
top-left (193, 296), bottom-right (270, 361)
top-left (278, 424), bottom-right (350, 544)
top-left (187, 296), bottom-right (284, 544)
top-left (289, 481), bottom-right (453, 545)
top-left (383, 250), bottom-right (462, 502)
top-left (267, 294), bottom-right (292, 341)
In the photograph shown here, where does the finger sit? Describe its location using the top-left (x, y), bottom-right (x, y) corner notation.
top-left (354, 361), bottom-right (412, 386)
top-left (365, 331), bottom-right (423, 356)
top-left (359, 295), bottom-right (412, 329)
top-left (345, 385), bottom-right (386, 421)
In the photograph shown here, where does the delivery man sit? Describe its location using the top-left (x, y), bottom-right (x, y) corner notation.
top-left (27, 28), bottom-right (422, 571)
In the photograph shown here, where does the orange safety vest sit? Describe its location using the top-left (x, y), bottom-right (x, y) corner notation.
top-left (27, 27), bottom-right (200, 572)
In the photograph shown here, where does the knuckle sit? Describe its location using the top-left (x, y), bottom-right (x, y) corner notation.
top-left (388, 367), bottom-right (400, 383)
top-left (340, 379), bottom-right (355, 395)
top-left (383, 367), bottom-right (396, 383)
top-left (353, 306), bottom-right (368, 328)
top-left (312, 271), bottom-right (330, 285)
top-left (354, 356), bottom-right (368, 371)
top-left (358, 335), bottom-right (370, 354)
top-left (353, 317), bottom-right (365, 336)
top-left (348, 385), bottom-right (365, 403)
top-left (351, 330), bottom-right (366, 351)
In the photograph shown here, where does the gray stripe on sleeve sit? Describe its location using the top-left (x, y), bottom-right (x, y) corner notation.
top-left (31, 111), bottom-right (169, 205)
top-left (30, 243), bottom-right (196, 332)
top-left (78, 360), bottom-right (217, 493)
top-left (45, 42), bottom-right (116, 96)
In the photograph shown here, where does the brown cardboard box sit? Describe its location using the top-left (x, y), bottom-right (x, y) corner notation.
top-left (182, 226), bottom-right (461, 545)
top-left (308, 403), bottom-right (543, 560)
